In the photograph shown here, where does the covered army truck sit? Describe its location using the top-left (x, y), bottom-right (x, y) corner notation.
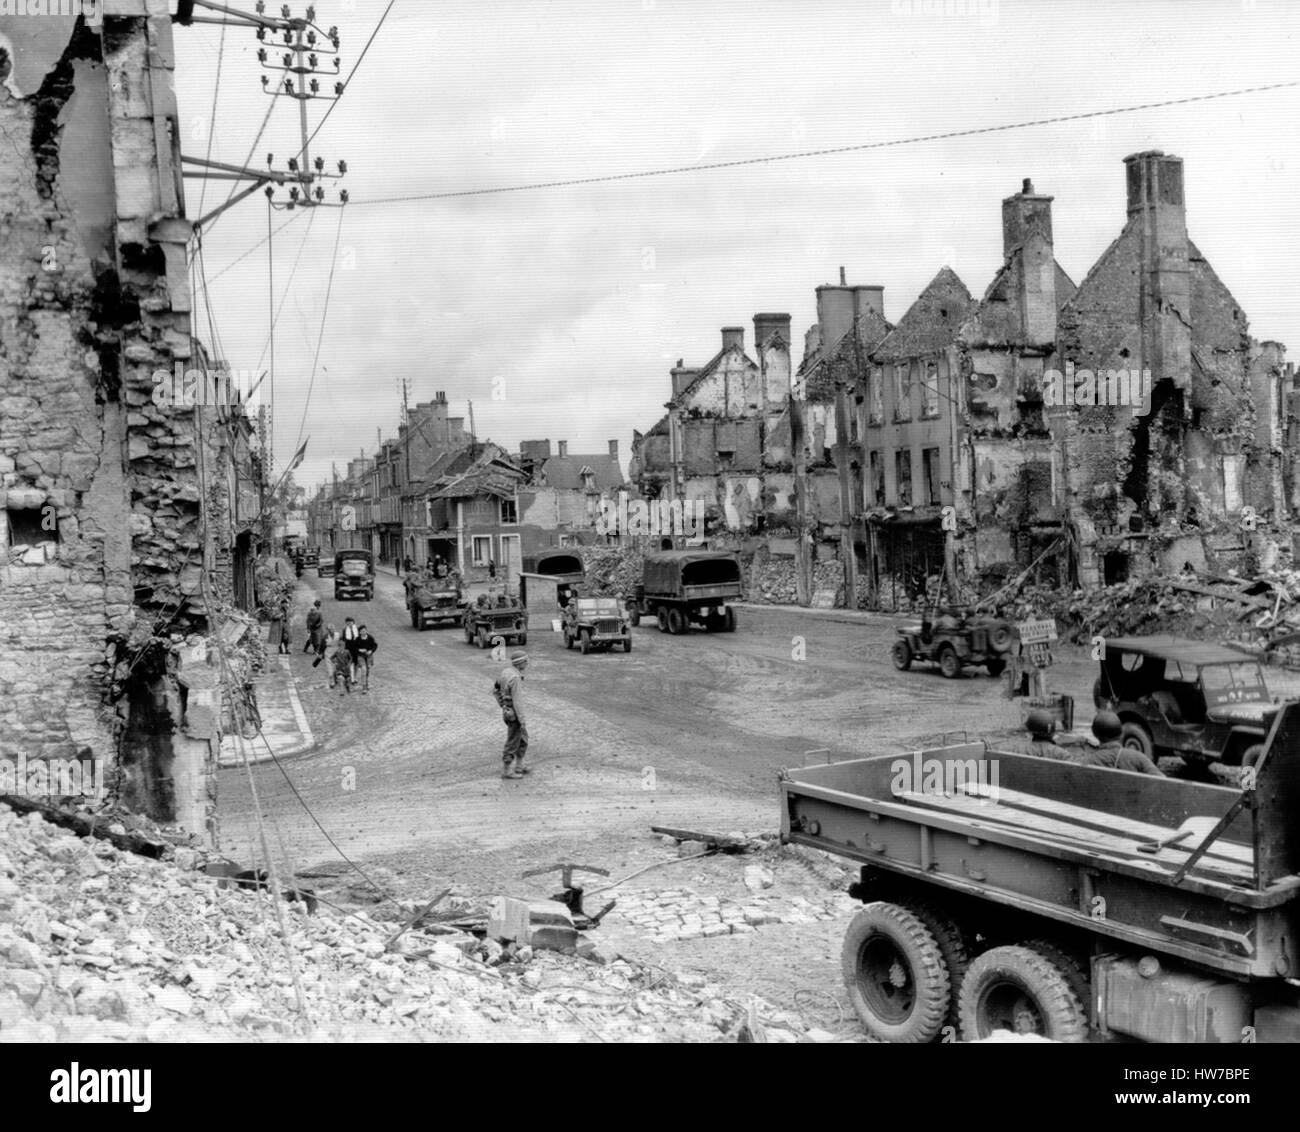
top-left (628, 550), bottom-right (742, 634)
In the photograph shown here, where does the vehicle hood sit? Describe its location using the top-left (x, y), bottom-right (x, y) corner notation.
top-left (1206, 701), bottom-right (1277, 725)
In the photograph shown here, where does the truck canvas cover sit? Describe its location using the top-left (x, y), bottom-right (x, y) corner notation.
top-left (643, 550), bottom-right (740, 594)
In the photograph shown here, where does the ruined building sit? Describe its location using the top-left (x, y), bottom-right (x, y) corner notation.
top-left (0, 6), bottom-right (251, 840)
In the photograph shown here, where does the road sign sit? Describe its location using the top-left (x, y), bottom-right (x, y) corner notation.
top-left (1016, 618), bottom-right (1059, 645)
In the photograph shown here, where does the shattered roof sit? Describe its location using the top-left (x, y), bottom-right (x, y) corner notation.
top-left (537, 453), bottom-right (626, 492)
top-left (958, 259), bottom-right (1077, 347)
top-left (673, 343), bottom-right (757, 403)
top-left (872, 267), bottom-right (973, 361)
top-left (416, 444), bottom-right (526, 501)
top-left (798, 307), bottom-right (894, 378)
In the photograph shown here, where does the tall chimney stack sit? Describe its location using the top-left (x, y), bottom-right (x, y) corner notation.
top-left (721, 327), bottom-right (745, 353)
top-left (753, 313), bottom-right (792, 349)
top-left (557, 440), bottom-right (568, 458)
top-left (1001, 177), bottom-right (1057, 346)
top-left (1124, 150), bottom-right (1190, 390)
top-left (608, 439), bottom-right (619, 459)
top-left (671, 359), bottom-right (700, 400)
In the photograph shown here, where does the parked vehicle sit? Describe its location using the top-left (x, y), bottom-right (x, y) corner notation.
top-left (627, 550), bottom-right (742, 634)
top-left (405, 571), bottom-right (463, 630)
top-left (462, 593), bottom-right (528, 649)
top-left (1093, 634), bottom-right (1279, 767)
top-left (891, 608), bottom-right (1016, 678)
top-left (317, 558), bottom-right (336, 579)
top-left (302, 545), bottom-right (320, 567)
top-left (522, 550), bottom-right (584, 586)
top-left (563, 596), bottom-right (632, 654)
top-left (780, 705), bottom-right (1300, 1043)
top-left (333, 549), bottom-right (374, 601)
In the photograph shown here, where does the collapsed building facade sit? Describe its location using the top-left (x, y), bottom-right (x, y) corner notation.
top-left (0, 5), bottom-right (260, 841)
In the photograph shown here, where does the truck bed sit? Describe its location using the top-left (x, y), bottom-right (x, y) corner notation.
top-left (781, 706), bottom-right (1300, 980)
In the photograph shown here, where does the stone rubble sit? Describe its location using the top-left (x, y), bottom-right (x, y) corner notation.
top-left (0, 804), bottom-right (835, 1042)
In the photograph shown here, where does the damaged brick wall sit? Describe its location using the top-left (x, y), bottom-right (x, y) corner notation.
top-left (0, 7), bottom-right (215, 835)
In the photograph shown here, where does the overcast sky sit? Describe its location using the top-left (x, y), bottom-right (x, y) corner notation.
top-left (172, 0), bottom-right (1299, 495)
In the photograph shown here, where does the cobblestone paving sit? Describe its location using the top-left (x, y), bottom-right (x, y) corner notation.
top-left (608, 886), bottom-right (860, 943)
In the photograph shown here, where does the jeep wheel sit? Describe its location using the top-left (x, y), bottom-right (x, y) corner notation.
top-left (477, 628), bottom-right (489, 649)
top-left (565, 630), bottom-right (574, 650)
top-left (985, 658), bottom-right (1005, 677)
top-left (892, 640), bottom-right (912, 671)
top-left (517, 632), bottom-right (527, 646)
top-left (580, 630), bottom-right (592, 655)
top-left (938, 646), bottom-right (961, 679)
top-left (622, 635), bottom-right (632, 653)
top-left (464, 624), bottom-right (474, 645)
top-left (1120, 722), bottom-right (1154, 759)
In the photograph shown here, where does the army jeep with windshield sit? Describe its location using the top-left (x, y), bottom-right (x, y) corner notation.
top-left (891, 607), bottom-right (1016, 678)
top-left (563, 596), bottom-right (632, 654)
top-left (1093, 635), bottom-right (1281, 768)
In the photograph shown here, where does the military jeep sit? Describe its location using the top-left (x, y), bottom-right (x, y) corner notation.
top-left (462, 592), bottom-right (528, 650)
top-left (891, 608), bottom-right (1016, 679)
top-left (563, 596), bottom-right (632, 654)
top-left (1093, 635), bottom-right (1280, 767)
top-left (405, 571), bottom-right (463, 630)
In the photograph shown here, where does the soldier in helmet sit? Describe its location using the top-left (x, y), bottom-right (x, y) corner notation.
top-left (493, 649), bottom-right (531, 780)
top-left (1023, 709), bottom-right (1074, 761)
top-left (1079, 711), bottom-right (1164, 775)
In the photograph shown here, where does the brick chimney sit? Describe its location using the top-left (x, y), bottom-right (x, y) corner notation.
top-left (815, 284), bottom-right (855, 348)
top-left (852, 286), bottom-right (885, 321)
top-left (1124, 150), bottom-right (1190, 390)
top-left (1001, 177), bottom-right (1057, 346)
top-left (721, 326), bottom-right (744, 353)
top-left (557, 440), bottom-right (568, 458)
top-left (608, 439), bottom-right (619, 459)
top-left (671, 359), bottom-right (700, 399)
top-left (753, 312), bottom-right (792, 349)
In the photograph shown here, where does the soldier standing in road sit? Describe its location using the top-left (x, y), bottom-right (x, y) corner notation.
top-left (493, 649), bottom-right (530, 779)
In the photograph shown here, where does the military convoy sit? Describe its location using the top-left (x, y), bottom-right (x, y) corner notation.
top-left (332, 549), bottom-right (374, 601)
top-left (404, 570), bottom-right (463, 630)
top-left (563, 596), bottom-right (632, 654)
top-left (462, 591), bottom-right (528, 649)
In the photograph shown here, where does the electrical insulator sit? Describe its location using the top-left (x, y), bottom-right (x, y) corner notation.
top-left (282, 52), bottom-right (292, 67)
top-left (280, 4), bottom-right (290, 18)
top-left (307, 31), bottom-right (317, 47)
top-left (257, 47), bottom-right (267, 62)
top-left (267, 152), bottom-right (274, 166)
top-left (314, 156), bottom-right (324, 172)
top-left (308, 53), bottom-right (318, 68)
top-left (306, 5), bottom-right (316, 20)
top-left (284, 78), bottom-right (294, 93)
top-left (339, 189), bottom-right (349, 204)
top-left (334, 81), bottom-right (344, 96)
top-left (314, 186), bottom-right (324, 202)
top-left (256, 27), bottom-right (266, 41)
top-left (260, 74), bottom-right (269, 88)
top-left (337, 159), bottom-right (347, 174)
top-left (309, 78), bottom-right (319, 95)
top-left (264, 185), bottom-right (274, 199)
top-left (255, 0), bottom-right (265, 12)
top-left (287, 157), bottom-right (298, 172)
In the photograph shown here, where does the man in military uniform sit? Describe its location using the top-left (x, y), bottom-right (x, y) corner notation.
top-left (493, 649), bottom-right (530, 779)
top-left (1023, 709), bottom-right (1074, 761)
top-left (1079, 711), bottom-right (1164, 775)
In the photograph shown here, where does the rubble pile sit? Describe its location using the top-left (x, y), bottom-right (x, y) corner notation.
top-left (0, 805), bottom-right (823, 1042)
top-left (253, 555), bottom-right (296, 619)
top-left (748, 558), bottom-right (845, 605)
top-left (582, 546), bottom-right (644, 598)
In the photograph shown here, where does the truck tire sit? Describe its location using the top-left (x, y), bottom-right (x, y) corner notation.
top-left (723, 607), bottom-right (736, 632)
top-left (892, 640), bottom-right (913, 671)
top-left (1022, 938), bottom-right (1091, 1037)
top-left (898, 899), bottom-right (971, 1031)
top-left (666, 607), bottom-right (685, 635)
top-left (517, 632), bottom-right (527, 646)
top-left (629, 609), bottom-right (641, 628)
top-left (1120, 722), bottom-right (1154, 759)
top-left (580, 630), bottom-right (591, 655)
top-left (988, 623), bottom-right (1013, 651)
top-left (656, 607), bottom-right (669, 633)
top-left (841, 902), bottom-right (950, 1043)
top-left (957, 944), bottom-right (1088, 1043)
top-left (939, 645), bottom-right (961, 679)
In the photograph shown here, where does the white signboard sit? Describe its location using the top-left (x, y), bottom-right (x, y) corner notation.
top-left (1016, 618), bottom-right (1059, 645)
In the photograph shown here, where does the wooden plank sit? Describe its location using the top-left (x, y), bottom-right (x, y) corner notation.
top-left (650, 825), bottom-right (750, 852)
top-left (0, 795), bottom-right (168, 858)
top-left (960, 784), bottom-right (1253, 866)
top-left (895, 792), bottom-right (1251, 881)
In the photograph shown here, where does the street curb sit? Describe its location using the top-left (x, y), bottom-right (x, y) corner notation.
top-left (276, 653), bottom-right (316, 754)
top-left (733, 601), bottom-right (910, 627)
top-left (217, 651), bottom-right (318, 769)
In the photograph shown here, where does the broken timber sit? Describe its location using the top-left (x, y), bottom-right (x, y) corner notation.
top-left (0, 795), bottom-right (168, 858)
top-left (651, 825), bottom-right (752, 853)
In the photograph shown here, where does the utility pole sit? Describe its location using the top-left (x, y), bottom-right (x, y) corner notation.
top-left (468, 400), bottom-right (477, 457)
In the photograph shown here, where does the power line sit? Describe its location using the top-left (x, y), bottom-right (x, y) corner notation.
top-left (255, 207), bottom-right (318, 374)
top-left (292, 0), bottom-right (397, 165)
top-left (294, 208), bottom-right (346, 456)
top-left (206, 211), bottom-right (302, 285)
top-left (194, 17), bottom-right (227, 221)
top-left (199, 89), bottom-right (281, 240)
top-left (352, 79), bottom-right (1300, 205)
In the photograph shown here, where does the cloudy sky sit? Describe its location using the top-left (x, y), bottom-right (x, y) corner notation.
top-left (172, 0), bottom-right (1299, 495)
